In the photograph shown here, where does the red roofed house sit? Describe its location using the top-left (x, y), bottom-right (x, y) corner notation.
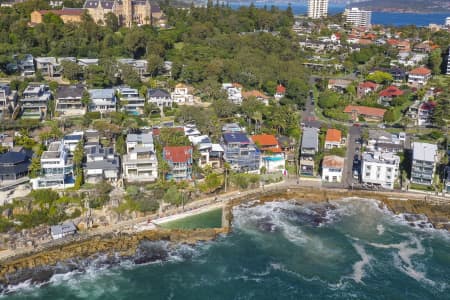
top-left (163, 146), bottom-right (193, 181)
top-left (274, 84), bottom-right (286, 100)
top-left (378, 85), bottom-right (404, 106)
top-left (344, 105), bottom-right (387, 122)
top-left (408, 67), bottom-right (432, 86)
top-left (242, 90), bottom-right (271, 105)
top-left (251, 134), bottom-right (285, 173)
top-left (324, 129), bottom-right (343, 149)
top-left (357, 81), bottom-right (381, 98)
top-left (418, 100), bottom-right (437, 126)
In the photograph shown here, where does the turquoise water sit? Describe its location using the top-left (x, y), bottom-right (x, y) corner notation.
top-left (160, 208), bottom-right (222, 229)
top-left (3, 199), bottom-right (450, 299)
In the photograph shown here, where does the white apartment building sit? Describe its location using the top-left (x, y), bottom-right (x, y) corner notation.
top-left (222, 83), bottom-right (243, 105)
top-left (345, 7), bottom-right (371, 28)
top-left (361, 152), bottom-right (400, 190)
top-left (122, 133), bottom-right (158, 182)
top-left (308, 0), bottom-right (328, 19)
top-left (411, 142), bottom-right (437, 186)
top-left (31, 141), bottom-right (75, 189)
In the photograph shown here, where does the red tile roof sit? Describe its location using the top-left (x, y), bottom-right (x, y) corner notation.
top-left (409, 67), bottom-right (431, 76)
top-left (359, 81), bottom-right (378, 89)
top-left (344, 105), bottom-right (386, 118)
top-left (163, 146), bottom-right (192, 163)
top-left (379, 86), bottom-right (404, 97)
top-left (420, 101), bottom-right (437, 111)
top-left (276, 84), bottom-right (286, 94)
top-left (251, 134), bottom-right (282, 153)
top-left (325, 129), bottom-right (342, 143)
top-left (322, 155), bottom-right (345, 169)
top-left (242, 90), bottom-right (270, 99)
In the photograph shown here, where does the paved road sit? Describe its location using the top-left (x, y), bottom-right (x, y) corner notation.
top-left (343, 125), bottom-right (362, 188)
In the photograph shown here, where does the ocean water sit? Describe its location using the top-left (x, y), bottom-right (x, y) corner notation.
top-left (230, 2), bottom-right (449, 26)
top-left (2, 198), bottom-right (450, 299)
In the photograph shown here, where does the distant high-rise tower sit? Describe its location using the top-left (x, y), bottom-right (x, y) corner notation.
top-left (308, 0), bottom-right (328, 19)
top-left (344, 7), bottom-right (372, 28)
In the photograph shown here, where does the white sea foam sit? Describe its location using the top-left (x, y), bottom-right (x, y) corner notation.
top-left (376, 224), bottom-right (385, 235)
top-left (350, 243), bottom-right (371, 284)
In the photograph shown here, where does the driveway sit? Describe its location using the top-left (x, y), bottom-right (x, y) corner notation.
top-left (342, 125), bottom-right (362, 188)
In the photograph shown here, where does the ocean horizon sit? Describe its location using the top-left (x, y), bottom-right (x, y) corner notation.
top-left (228, 2), bottom-right (450, 26)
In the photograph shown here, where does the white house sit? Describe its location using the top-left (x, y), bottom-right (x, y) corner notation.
top-left (50, 221), bottom-right (77, 240)
top-left (63, 131), bottom-right (84, 154)
top-left (171, 83), bottom-right (194, 104)
top-left (31, 141), bottom-right (75, 189)
top-left (361, 151), bottom-right (400, 189)
top-left (147, 89), bottom-right (172, 108)
top-left (322, 155), bottom-right (344, 183)
top-left (84, 144), bottom-right (120, 183)
top-left (117, 86), bottom-right (145, 116)
top-left (88, 89), bottom-right (116, 113)
top-left (189, 135), bottom-right (224, 169)
top-left (122, 133), bottom-right (158, 182)
top-left (222, 83), bottom-right (243, 105)
top-left (408, 67), bottom-right (432, 86)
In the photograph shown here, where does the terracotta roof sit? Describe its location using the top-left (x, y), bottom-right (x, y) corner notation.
top-left (379, 86), bottom-right (404, 97)
top-left (242, 90), bottom-right (270, 99)
top-left (276, 84), bottom-right (286, 94)
top-left (409, 67), bottom-right (431, 76)
top-left (322, 155), bottom-right (345, 169)
top-left (38, 8), bottom-right (84, 16)
top-left (251, 134), bottom-right (281, 153)
top-left (358, 81), bottom-right (378, 89)
top-left (325, 129), bottom-right (342, 143)
top-left (344, 105), bottom-right (386, 118)
top-left (163, 146), bottom-right (192, 163)
top-left (420, 101), bottom-right (437, 111)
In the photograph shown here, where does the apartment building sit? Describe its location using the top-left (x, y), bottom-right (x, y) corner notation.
top-left (411, 142), bottom-right (437, 185)
top-left (222, 132), bottom-right (260, 172)
top-left (122, 133), bottom-right (158, 182)
top-left (20, 84), bottom-right (51, 119)
top-left (308, 0), bottom-right (328, 19)
top-left (361, 151), bottom-right (400, 189)
top-left (344, 7), bottom-right (371, 28)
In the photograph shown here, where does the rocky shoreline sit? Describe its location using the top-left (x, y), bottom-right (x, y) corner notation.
top-left (0, 186), bottom-right (449, 291)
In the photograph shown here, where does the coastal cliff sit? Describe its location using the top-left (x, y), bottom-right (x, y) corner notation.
top-left (0, 228), bottom-right (227, 286)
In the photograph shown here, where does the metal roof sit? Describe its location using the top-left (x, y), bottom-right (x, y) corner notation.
top-left (413, 142), bottom-right (437, 162)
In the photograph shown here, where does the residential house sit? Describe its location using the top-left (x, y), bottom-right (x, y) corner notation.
top-left (0, 132), bottom-right (14, 149)
top-left (222, 132), bottom-right (260, 172)
top-left (321, 155), bottom-right (344, 183)
top-left (184, 124), bottom-right (201, 138)
top-left (31, 141), bottom-right (75, 189)
top-left (163, 146), bottom-right (193, 181)
top-left (0, 83), bottom-right (17, 120)
top-left (242, 90), bottom-right (270, 105)
top-left (378, 85), bottom-right (404, 106)
top-left (77, 58), bottom-right (99, 68)
top-left (300, 127), bottom-right (319, 176)
top-left (361, 151), bottom-right (400, 189)
top-left (84, 129), bottom-right (100, 145)
top-left (189, 135), bottom-right (224, 169)
top-left (411, 142), bottom-right (438, 186)
top-left (395, 52), bottom-right (428, 67)
top-left (413, 41), bottom-right (437, 53)
top-left (327, 79), bottom-right (352, 93)
top-left (222, 123), bottom-right (244, 133)
top-left (34, 57), bottom-right (61, 77)
top-left (324, 128), bottom-right (343, 149)
top-left (171, 83), bottom-right (194, 104)
top-left (20, 84), bottom-right (51, 119)
top-left (63, 131), bottom-right (84, 154)
top-left (123, 133), bottom-right (158, 182)
top-left (417, 101), bottom-right (436, 126)
top-left (117, 58), bottom-right (148, 77)
top-left (117, 86), bottom-right (145, 116)
top-left (367, 129), bottom-right (405, 153)
top-left (19, 54), bottom-right (35, 76)
top-left (50, 221), bottom-right (77, 240)
top-left (147, 89), bottom-right (172, 108)
top-left (408, 67), bottom-right (432, 86)
top-left (84, 143), bottom-right (120, 183)
top-left (251, 134), bottom-right (285, 173)
top-left (55, 85), bottom-right (85, 116)
top-left (274, 84), bottom-right (286, 100)
top-left (344, 105), bottom-right (386, 122)
top-left (88, 89), bottom-right (116, 113)
top-left (0, 147), bottom-right (32, 184)
top-left (357, 81), bottom-right (380, 98)
top-left (222, 83), bottom-right (243, 105)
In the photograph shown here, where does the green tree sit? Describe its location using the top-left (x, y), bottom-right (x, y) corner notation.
top-left (61, 60), bottom-right (83, 81)
top-left (115, 134), bottom-right (126, 155)
top-left (428, 49), bottom-right (442, 75)
top-left (366, 71), bottom-right (393, 84)
top-left (104, 12), bottom-right (119, 32)
top-left (383, 109), bottom-right (396, 123)
top-left (163, 185), bottom-right (182, 205)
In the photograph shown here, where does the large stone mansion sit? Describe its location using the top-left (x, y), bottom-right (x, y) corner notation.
top-left (83, 0), bottom-right (164, 27)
